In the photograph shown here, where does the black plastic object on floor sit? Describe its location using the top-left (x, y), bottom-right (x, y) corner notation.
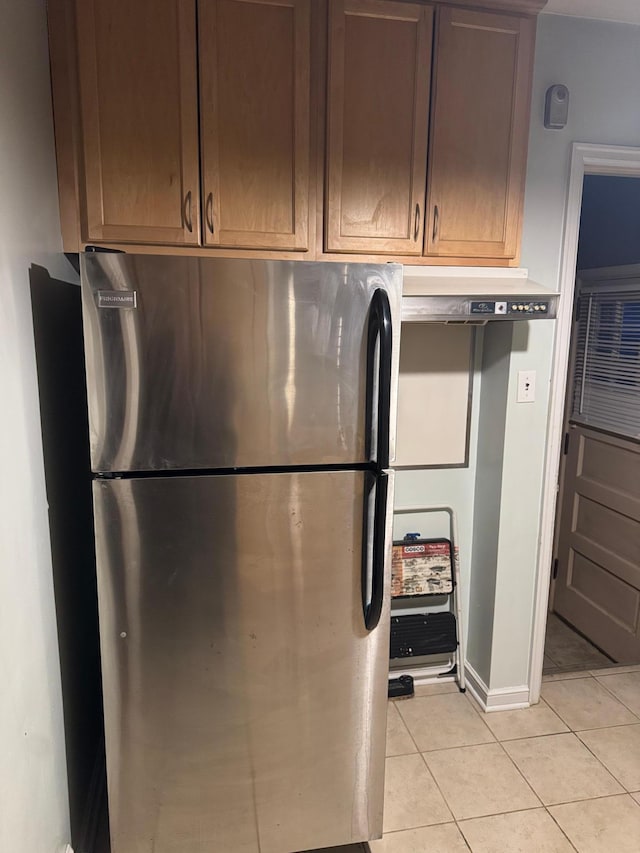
top-left (390, 611), bottom-right (458, 659)
top-left (388, 674), bottom-right (414, 699)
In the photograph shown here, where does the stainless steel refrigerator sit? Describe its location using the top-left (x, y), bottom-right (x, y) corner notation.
top-left (81, 254), bottom-right (401, 853)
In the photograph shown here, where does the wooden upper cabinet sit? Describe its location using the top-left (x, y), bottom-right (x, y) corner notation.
top-left (51, 0), bottom-right (538, 260)
top-left (325, 0), bottom-right (433, 255)
top-left (75, 0), bottom-right (200, 245)
top-left (199, 0), bottom-right (311, 251)
top-left (425, 8), bottom-right (535, 260)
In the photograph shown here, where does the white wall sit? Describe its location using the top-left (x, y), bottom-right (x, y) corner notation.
top-left (467, 322), bottom-right (511, 684)
top-left (487, 320), bottom-right (555, 690)
top-left (0, 1), bottom-right (74, 850)
top-left (394, 330), bottom-right (483, 647)
top-left (486, 13), bottom-right (640, 691)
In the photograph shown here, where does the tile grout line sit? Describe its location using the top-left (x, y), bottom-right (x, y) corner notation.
top-left (435, 680), bottom-right (630, 804)
top-left (533, 791), bottom-right (634, 808)
top-left (590, 665), bottom-right (640, 677)
top-left (497, 704), bottom-right (629, 800)
top-left (389, 698), bottom-right (458, 827)
top-left (476, 681), bottom-right (625, 806)
top-left (544, 667), bottom-right (596, 677)
top-left (375, 816), bottom-right (463, 837)
top-left (540, 679), bottom-right (589, 730)
top-left (388, 688), bottom-right (640, 843)
top-left (415, 750), bottom-right (457, 825)
top-left (463, 691), bottom-right (572, 742)
top-left (572, 726), bottom-right (638, 794)
top-left (494, 735), bottom-right (545, 809)
top-left (542, 671), bottom-right (593, 683)
top-left (542, 674), bottom-right (640, 730)
top-left (395, 690), bottom-right (497, 750)
top-left (426, 729), bottom-right (545, 822)
top-left (451, 819), bottom-right (474, 852)
top-left (388, 794), bottom-right (638, 826)
top-left (395, 694), bottom-right (487, 825)
top-left (592, 672), bottom-right (640, 720)
top-left (391, 697), bottom-right (430, 755)
top-left (456, 805), bottom-right (581, 853)
top-left (541, 647), bottom-right (640, 793)
top-left (414, 728), bottom-right (579, 754)
top-left (456, 803), bottom-right (555, 820)
top-left (543, 804), bottom-right (581, 852)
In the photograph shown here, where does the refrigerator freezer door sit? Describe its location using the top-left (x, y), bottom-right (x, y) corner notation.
top-left (81, 255), bottom-right (401, 472)
top-left (93, 469), bottom-right (393, 853)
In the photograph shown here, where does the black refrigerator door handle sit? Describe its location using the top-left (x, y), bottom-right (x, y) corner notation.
top-left (361, 471), bottom-right (389, 632)
top-left (365, 288), bottom-right (393, 470)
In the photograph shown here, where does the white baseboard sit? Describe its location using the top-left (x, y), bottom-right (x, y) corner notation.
top-left (463, 662), bottom-right (489, 708)
top-left (464, 662), bottom-right (530, 712)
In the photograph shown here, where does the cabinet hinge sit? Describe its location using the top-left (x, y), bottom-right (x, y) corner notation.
top-left (552, 558), bottom-right (559, 580)
top-left (563, 432), bottom-right (570, 455)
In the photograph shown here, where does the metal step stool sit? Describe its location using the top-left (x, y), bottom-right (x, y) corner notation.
top-left (388, 504), bottom-right (466, 695)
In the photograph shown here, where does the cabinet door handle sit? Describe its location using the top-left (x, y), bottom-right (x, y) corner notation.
top-left (205, 192), bottom-right (214, 234)
top-left (414, 203), bottom-right (420, 241)
top-left (432, 204), bottom-right (439, 243)
top-left (183, 190), bottom-right (193, 233)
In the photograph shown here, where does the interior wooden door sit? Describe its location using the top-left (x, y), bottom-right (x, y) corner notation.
top-left (555, 425), bottom-right (640, 662)
top-left (75, 0), bottom-right (200, 245)
top-left (424, 7), bottom-right (534, 260)
top-left (199, 0), bottom-right (311, 251)
top-left (325, 0), bottom-right (433, 255)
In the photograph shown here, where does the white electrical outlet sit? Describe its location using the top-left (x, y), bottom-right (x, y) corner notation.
top-left (517, 370), bottom-right (536, 403)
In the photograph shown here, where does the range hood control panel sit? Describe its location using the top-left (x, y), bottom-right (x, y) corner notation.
top-left (470, 300), bottom-right (551, 316)
top-left (402, 293), bottom-right (559, 323)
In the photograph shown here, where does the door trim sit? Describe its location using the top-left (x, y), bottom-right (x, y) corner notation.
top-left (530, 143), bottom-right (640, 704)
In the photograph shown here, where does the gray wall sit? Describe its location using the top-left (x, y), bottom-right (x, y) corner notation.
top-left (467, 323), bottom-right (511, 681)
top-left (522, 14), bottom-right (640, 287)
top-left (394, 331), bottom-right (484, 650)
top-left (484, 13), bottom-right (640, 691)
top-left (0, 0), bottom-right (73, 849)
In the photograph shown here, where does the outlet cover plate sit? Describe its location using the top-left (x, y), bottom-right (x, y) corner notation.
top-left (517, 370), bottom-right (536, 403)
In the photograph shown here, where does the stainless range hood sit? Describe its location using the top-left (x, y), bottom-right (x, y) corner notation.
top-left (401, 267), bottom-right (559, 323)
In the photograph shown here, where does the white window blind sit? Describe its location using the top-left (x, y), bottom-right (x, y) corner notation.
top-left (571, 286), bottom-right (640, 439)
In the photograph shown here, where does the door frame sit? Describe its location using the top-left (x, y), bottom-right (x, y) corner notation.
top-left (529, 142), bottom-right (640, 704)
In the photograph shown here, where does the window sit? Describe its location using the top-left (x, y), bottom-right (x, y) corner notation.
top-left (571, 284), bottom-right (640, 439)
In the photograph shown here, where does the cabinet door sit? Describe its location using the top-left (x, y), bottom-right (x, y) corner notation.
top-left (76, 0), bottom-right (200, 245)
top-left (425, 8), bottom-right (535, 260)
top-left (199, 0), bottom-right (311, 251)
top-left (326, 0), bottom-right (433, 255)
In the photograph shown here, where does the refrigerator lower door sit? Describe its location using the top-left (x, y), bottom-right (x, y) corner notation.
top-left (93, 469), bottom-right (393, 853)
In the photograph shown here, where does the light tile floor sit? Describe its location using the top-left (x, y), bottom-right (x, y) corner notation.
top-left (374, 668), bottom-right (640, 852)
top-left (96, 668), bottom-right (640, 853)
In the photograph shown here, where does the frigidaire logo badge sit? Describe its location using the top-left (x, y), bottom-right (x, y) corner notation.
top-left (97, 290), bottom-right (137, 309)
